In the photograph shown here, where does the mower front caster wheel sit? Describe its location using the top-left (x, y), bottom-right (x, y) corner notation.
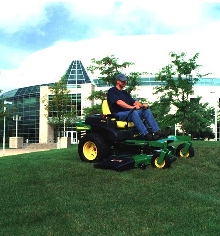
top-left (151, 152), bottom-right (171, 169)
top-left (176, 143), bottom-right (194, 158)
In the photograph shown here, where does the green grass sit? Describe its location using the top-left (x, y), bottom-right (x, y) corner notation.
top-left (0, 141), bottom-right (220, 236)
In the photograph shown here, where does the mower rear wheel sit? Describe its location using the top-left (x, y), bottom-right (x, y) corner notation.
top-left (151, 152), bottom-right (171, 169)
top-left (78, 133), bottom-right (110, 162)
top-left (176, 143), bottom-right (194, 158)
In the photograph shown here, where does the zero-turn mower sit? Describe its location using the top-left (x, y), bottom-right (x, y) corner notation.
top-left (76, 100), bottom-right (194, 171)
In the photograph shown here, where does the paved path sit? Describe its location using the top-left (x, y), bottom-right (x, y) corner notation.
top-left (0, 149), bottom-right (51, 157)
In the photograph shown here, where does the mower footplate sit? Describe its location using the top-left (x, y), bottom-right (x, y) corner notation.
top-left (94, 156), bottom-right (135, 171)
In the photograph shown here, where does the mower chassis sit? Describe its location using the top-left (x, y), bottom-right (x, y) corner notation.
top-left (76, 117), bottom-right (194, 170)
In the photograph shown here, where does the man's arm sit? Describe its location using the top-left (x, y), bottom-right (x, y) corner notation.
top-left (116, 100), bottom-right (149, 110)
top-left (116, 100), bottom-right (135, 109)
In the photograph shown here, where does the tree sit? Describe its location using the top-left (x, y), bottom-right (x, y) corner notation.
top-left (184, 99), bottom-right (214, 138)
top-left (42, 76), bottom-right (77, 138)
top-left (84, 55), bottom-right (145, 116)
top-left (87, 55), bottom-right (136, 88)
top-left (149, 98), bottom-right (173, 131)
top-left (154, 52), bottom-right (211, 134)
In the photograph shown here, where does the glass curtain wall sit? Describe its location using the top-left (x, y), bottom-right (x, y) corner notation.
top-left (6, 86), bottom-right (41, 143)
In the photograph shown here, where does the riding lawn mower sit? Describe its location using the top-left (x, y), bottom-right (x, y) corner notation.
top-left (76, 100), bottom-right (194, 171)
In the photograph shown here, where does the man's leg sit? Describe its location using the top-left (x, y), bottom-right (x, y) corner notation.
top-left (141, 109), bottom-right (171, 138)
top-left (117, 110), bottom-right (148, 136)
top-left (140, 109), bottom-right (160, 133)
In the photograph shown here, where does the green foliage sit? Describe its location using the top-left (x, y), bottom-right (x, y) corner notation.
top-left (87, 55), bottom-right (135, 86)
top-left (154, 52), bottom-right (212, 134)
top-left (83, 103), bottom-right (102, 117)
top-left (181, 99), bottom-right (214, 133)
top-left (0, 143), bottom-right (220, 235)
top-left (87, 55), bottom-right (144, 91)
top-left (152, 97), bottom-right (215, 137)
top-left (87, 90), bottom-right (107, 102)
top-left (192, 127), bottom-right (215, 140)
top-left (155, 52), bottom-right (203, 102)
top-left (150, 98), bottom-right (174, 130)
top-left (125, 71), bottom-right (143, 94)
top-left (84, 91), bottom-right (107, 117)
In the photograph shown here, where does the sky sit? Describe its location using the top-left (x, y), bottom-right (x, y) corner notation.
top-left (1, 1), bottom-right (220, 92)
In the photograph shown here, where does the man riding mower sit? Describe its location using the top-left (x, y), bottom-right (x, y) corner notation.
top-left (76, 100), bottom-right (194, 170)
top-left (76, 73), bottom-right (194, 170)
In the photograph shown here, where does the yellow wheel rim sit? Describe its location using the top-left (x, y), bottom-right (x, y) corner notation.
top-left (155, 157), bottom-right (165, 168)
top-left (179, 148), bottom-right (190, 158)
top-left (83, 141), bottom-right (97, 161)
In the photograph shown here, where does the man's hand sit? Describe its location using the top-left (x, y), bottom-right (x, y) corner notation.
top-left (141, 103), bottom-right (148, 109)
top-left (133, 101), bottom-right (148, 109)
top-left (134, 104), bottom-right (148, 109)
top-left (133, 104), bottom-right (141, 109)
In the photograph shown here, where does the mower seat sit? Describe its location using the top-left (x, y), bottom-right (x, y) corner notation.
top-left (102, 100), bottom-right (135, 128)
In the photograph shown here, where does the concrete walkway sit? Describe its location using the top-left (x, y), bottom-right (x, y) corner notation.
top-left (0, 148), bottom-right (51, 157)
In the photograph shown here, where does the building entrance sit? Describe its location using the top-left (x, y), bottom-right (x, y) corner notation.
top-left (65, 131), bottom-right (78, 144)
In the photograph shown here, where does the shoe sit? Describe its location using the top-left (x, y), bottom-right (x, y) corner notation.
top-left (153, 134), bottom-right (160, 140)
top-left (155, 129), bottom-right (171, 138)
top-left (144, 133), bottom-right (160, 141)
top-left (144, 133), bottom-right (154, 141)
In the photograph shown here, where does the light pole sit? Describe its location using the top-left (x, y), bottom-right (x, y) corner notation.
top-left (63, 117), bottom-right (66, 137)
top-left (214, 103), bottom-right (218, 141)
top-left (13, 115), bottom-right (21, 137)
top-left (210, 92), bottom-right (218, 141)
top-left (2, 101), bottom-right (12, 156)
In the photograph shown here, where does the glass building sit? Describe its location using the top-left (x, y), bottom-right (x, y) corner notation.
top-left (1, 60), bottom-right (91, 143)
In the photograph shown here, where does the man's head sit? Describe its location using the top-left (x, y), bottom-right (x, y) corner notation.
top-left (116, 73), bottom-right (127, 82)
top-left (115, 73), bottom-right (127, 90)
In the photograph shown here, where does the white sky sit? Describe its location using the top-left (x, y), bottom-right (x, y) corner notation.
top-left (1, 1), bottom-right (220, 92)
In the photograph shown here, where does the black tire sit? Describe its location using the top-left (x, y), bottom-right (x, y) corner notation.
top-left (78, 133), bottom-right (110, 162)
top-left (176, 143), bottom-right (194, 158)
top-left (151, 152), bottom-right (171, 168)
top-left (138, 163), bottom-right (146, 169)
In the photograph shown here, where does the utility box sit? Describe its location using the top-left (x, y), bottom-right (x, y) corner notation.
top-left (57, 137), bottom-right (71, 149)
top-left (9, 137), bottom-right (24, 149)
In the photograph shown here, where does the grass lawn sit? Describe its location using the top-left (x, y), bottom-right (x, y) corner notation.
top-left (0, 141), bottom-right (219, 236)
